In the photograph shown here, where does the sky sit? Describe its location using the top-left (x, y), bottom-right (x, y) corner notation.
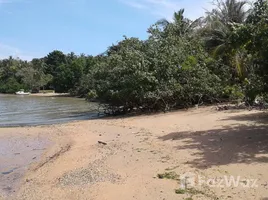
top-left (0, 0), bottom-right (217, 60)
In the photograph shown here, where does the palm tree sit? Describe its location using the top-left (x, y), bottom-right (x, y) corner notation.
top-left (203, 0), bottom-right (250, 78)
top-left (156, 9), bottom-right (203, 37)
top-left (204, 0), bottom-right (249, 55)
top-left (203, 17), bottom-right (230, 56)
top-left (209, 0), bottom-right (249, 24)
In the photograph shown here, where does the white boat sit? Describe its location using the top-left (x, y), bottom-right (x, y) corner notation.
top-left (15, 89), bottom-right (30, 95)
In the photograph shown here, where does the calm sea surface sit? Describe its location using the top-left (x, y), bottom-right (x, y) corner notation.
top-left (0, 94), bottom-right (99, 127)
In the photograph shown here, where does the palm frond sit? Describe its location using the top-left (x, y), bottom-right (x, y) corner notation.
top-left (213, 43), bottom-right (227, 57)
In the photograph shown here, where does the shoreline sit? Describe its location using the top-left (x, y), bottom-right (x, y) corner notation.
top-left (1, 107), bottom-right (268, 200)
top-left (0, 136), bottom-right (51, 198)
top-left (30, 93), bottom-right (71, 97)
top-left (0, 93), bottom-right (71, 97)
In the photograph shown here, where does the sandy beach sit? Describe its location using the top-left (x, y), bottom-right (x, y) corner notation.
top-left (29, 93), bottom-right (71, 97)
top-left (0, 106), bottom-right (268, 200)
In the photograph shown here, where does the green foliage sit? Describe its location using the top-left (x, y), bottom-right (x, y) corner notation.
top-left (86, 90), bottom-right (97, 101)
top-left (1, 0), bottom-right (268, 113)
top-left (228, 0), bottom-right (268, 100)
top-left (223, 85), bottom-right (244, 100)
top-left (175, 188), bottom-right (205, 195)
top-left (175, 189), bottom-right (186, 194)
top-left (157, 172), bottom-right (179, 180)
top-left (91, 29), bottom-right (225, 112)
top-left (0, 77), bottom-right (24, 93)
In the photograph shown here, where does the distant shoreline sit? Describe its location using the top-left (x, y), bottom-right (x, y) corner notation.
top-left (0, 93), bottom-right (71, 97)
top-left (30, 93), bottom-right (71, 97)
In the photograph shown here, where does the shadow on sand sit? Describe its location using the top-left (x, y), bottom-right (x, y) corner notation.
top-left (158, 112), bottom-right (268, 169)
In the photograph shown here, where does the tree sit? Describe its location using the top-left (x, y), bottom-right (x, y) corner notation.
top-left (154, 9), bottom-right (203, 38)
top-left (2, 2), bottom-right (268, 112)
top-left (16, 66), bottom-right (37, 89)
top-left (209, 0), bottom-right (249, 24)
top-left (242, 0), bottom-right (268, 96)
top-left (203, 0), bottom-right (249, 55)
top-left (44, 50), bottom-right (67, 91)
top-left (0, 57), bottom-right (25, 93)
top-left (44, 50), bottom-right (67, 75)
top-left (201, 0), bottom-right (251, 87)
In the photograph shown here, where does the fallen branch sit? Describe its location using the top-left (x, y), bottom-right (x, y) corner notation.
top-left (98, 141), bottom-right (107, 145)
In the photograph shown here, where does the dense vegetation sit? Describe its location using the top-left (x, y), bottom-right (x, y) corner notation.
top-left (1, 0), bottom-right (268, 113)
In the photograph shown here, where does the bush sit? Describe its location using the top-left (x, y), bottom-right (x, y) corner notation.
top-left (92, 37), bottom-right (226, 113)
top-left (86, 90), bottom-right (97, 101)
top-left (0, 78), bottom-right (25, 94)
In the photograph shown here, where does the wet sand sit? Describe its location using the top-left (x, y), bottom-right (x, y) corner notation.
top-left (0, 107), bottom-right (268, 200)
top-left (0, 134), bottom-right (51, 198)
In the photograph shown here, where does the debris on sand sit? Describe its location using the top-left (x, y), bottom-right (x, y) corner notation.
top-left (98, 141), bottom-right (107, 145)
top-left (59, 159), bottom-right (121, 186)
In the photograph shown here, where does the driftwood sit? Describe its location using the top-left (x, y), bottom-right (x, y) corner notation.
top-left (98, 141), bottom-right (107, 145)
top-left (216, 101), bottom-right (268, 111)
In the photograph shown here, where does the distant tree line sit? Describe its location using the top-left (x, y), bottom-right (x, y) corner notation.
top-left (1, 0), bottom-right (268, 113)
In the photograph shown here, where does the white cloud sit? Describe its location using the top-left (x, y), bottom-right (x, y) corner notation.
top-left (0, 43), bottom-right (36, 61)
top-left (120, 0), bottom-right (216, 20)
top-left (124, 1), bottom-right (147, 9)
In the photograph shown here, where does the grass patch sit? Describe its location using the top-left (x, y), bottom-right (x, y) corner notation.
top-left (175, 189), bottom-right (186, 194)
top-left (187, 188), bottom-right (205, 195)
top-left (157, 171), bottom-right (179, 180)
top-left (175, 188), bottom-right (204, 195)
top-left (175, 188), bottom-right (218, 200)
top-left (158, 171), bottom-right (217, 199)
